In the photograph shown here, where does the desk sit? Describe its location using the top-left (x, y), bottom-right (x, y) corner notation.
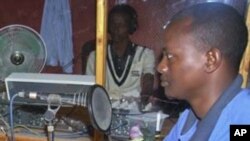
top-left (0, 134), bottom-right (92, 141)
top-left (0, 117), bottom-right (177, 141)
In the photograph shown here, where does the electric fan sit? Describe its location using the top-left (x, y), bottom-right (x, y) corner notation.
top-left (0, 24), bottom-right (47, 81)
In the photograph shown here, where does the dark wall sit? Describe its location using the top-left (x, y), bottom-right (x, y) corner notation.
top-left (0, 0), bottom-right (168, 75)
top-left (0, 0), bottom-right (97, 74)
top-left (0, 0), bottom-right (247, 75)
top-left (0, 0), bottom-right (44, 31)
top-left (0, 0), bottom-right (114, 74)
top-left (71, 0), bottom-right (97, 74)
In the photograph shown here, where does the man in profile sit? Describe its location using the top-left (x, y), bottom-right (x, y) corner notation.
top-left (157, 2), bottom-right (250, 141)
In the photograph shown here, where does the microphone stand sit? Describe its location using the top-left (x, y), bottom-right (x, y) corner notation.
top-left (44, 95), bottom-right (61, 141)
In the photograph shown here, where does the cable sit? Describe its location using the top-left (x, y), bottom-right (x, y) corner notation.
top-left (110, 121), bottom-right (128, 131)
top-left (14, 124), bottom-right (44, 137)
top-left (0, 116), bottom-right (10, 140)
top-left (0, 126), bottom-right (10, 141)
top-left (14, 124), bottom-right (89, 139)
top-left (0, 115), bottom-right (10, 129)
top-left (9, 93), bottom-right (19, 141)
top-left (54, 131), bottom-right (89, 138)
top-left (0, 115), bottom-right (10, 141)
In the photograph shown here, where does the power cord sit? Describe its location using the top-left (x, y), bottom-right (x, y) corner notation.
top-left (9, 93), bottom-right (19, 141)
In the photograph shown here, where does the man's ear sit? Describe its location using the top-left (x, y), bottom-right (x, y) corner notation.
top-left (204, 48), bottom-right (222, 73)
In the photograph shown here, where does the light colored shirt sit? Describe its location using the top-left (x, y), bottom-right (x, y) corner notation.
top-left (86, 43), bottom-right (155, 100)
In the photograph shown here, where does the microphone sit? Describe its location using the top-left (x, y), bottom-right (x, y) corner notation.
top-left (16, 84), bottom-right (113, 133)
top-left (17, 91), bottom-right (87, 106)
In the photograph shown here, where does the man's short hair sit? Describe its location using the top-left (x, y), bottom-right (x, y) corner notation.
top-left (171, 2), bottom-right (248, 70)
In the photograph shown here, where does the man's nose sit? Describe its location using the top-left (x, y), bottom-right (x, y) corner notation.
top-left (157, 58), bottom-right (168, 74)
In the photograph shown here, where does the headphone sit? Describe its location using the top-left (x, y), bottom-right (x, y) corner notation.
top-left (108, 4), bottom-right (138, 34)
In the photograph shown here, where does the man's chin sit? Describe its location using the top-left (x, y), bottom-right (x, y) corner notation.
top-left (165, 92), bottom-right (180, 100)
top-left (165, 95), bottom-right (177, 100)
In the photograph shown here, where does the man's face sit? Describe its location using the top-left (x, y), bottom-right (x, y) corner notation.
top-left (157, 19), bottom-right (207, 100)
top-left (108, 13), bottom-right (130, 42)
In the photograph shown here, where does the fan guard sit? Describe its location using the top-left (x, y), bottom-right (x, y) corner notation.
top-left (0, 24), bottom-right (47, 81)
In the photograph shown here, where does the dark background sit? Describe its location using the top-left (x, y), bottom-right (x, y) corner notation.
top-left (0, 0), bottom-right (247, 74)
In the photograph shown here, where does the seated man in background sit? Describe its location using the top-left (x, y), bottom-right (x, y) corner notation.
top-left (85, 4), bottom-right (155, 111)
top-left (157, 2), bottom-right (250, 141)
